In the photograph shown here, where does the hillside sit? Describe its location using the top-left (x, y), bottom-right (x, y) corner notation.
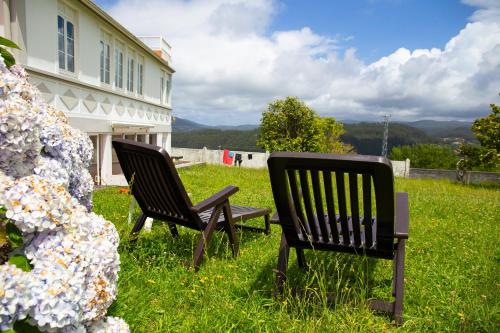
top-left (342, 122), bottom-right (434, 155)
top-left (402, 120), bottom-right (474, 141)
top-left (172, 128), bottom-right (263, 152)
top-left (171, 117), bottom-right (473, 154)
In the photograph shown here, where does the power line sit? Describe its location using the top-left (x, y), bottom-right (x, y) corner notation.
top-left (381, 114), bottom-right (391, 157)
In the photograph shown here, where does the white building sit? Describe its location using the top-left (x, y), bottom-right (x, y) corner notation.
top-left (0, 0), bottom-right (174, 185)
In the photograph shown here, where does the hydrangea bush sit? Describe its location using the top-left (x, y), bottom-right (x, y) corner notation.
top-left (0, 55), bottom-right (129, 332)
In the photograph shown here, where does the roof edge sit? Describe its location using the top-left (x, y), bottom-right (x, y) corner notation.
top-left (78, 0), bottom-right (175, 73)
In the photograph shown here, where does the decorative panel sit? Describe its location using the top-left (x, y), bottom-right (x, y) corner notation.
top-left (60, 89), bottom-right (79, 110)
top-left (83, 93), bottom-right (97, 113)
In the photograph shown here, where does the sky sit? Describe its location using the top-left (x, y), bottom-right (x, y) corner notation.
top-left (95, 0), bottom-right (500, 125)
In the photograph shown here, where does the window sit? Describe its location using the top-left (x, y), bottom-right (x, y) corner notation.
top-left (137, 57), bottom-right (144, 95)
top-left (166, 73), bottom-right (172, 104)
top-left (160, 71), bottom-right (172, 105)
top-left (100, 32), bottom-right (111, 84)
top-left (57, 15), bottom-right (75, 72)
top-left (127, 53), bottom-right (134, 92)
top-left (160, 75), bottom-right (165, 104)
top-left (114, 45), bottom-right (123, 89)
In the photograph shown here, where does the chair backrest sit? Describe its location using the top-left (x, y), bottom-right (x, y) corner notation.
top-left (268, 152), bottom-right (395, 256)
top-left (112, 139), bottom-right (199, 228)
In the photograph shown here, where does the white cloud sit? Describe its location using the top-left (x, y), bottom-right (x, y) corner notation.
top-left (105, 0), bottom-right (500, 124)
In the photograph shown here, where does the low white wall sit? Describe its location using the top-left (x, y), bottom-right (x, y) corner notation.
top-left (171, 147), bottom-right (269, 169)
top-left (171, 147), bottom-right (411, 177)
top-left (391, 158), bottom-right (411, 178)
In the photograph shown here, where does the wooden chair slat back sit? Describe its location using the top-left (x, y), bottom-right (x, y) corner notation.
top-left (323, 171), bottom-right (340, 244)
top-left (362, 174), bottom-right (374, 248)
top-left (112, 139), bottom-right (198, 227)
top-left (268, 152), bottom-right (395, 254)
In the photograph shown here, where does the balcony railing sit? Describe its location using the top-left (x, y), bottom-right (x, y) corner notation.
top-left (139, 36), bottom-right (172, 65)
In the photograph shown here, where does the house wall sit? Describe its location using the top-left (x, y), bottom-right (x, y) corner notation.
top-left (0, 0), bottom-right (174, 186)
top-left (21, 0), bottom-right (172, 107)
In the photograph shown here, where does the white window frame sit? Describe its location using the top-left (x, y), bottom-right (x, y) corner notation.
top-left (160, 70), bottom-right (166, 104)
top-left (100, 30), bottom-right (111, 85)
top-left (114, 40), bottom-right (124, 90)
top-left (137, 56), bottom-right (144, 96)
top-left (166, 72), bottom-right (172, 105)
top-left (127, 50), bottom-right (135, 93)
top-left (160, 70), bottom-right (172, 105)
top-left (57, 1), bottom-right (77, 76)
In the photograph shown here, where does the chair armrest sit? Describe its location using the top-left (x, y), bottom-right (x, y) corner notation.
top-left (270, 212), bottom-right (280, 224)
top-left (190, 186), bottom-right (239, 213)
top-left (395, 192), bottom-right (409, 239)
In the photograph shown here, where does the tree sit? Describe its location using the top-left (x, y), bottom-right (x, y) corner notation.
top-left (390, 144), bottom-right (459, 169)
top-left (257, 97), bottom-right (348, 153)
top-left (459, 104), bottom-right (499, 171)
top-left (316, 117), bottom-right (354, 154)
top-left (472, 104), bottom-right (500, 151)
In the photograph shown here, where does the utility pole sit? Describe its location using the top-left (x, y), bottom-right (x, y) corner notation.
top-left (381, 114), bottom-right (391, 157)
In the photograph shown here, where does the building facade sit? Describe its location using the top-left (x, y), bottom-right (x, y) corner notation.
top-left (0, 0), bottom-right (174, 185)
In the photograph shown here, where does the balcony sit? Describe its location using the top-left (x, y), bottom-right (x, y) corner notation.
top-left (139, 36), bottom-right (172, 65)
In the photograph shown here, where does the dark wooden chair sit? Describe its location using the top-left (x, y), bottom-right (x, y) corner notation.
top-left (267, 152), bottom-right (409, 324)
top-left (112, 139), bottom-right (271, 271)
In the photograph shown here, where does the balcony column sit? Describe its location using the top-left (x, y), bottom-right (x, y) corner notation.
top-left (99, 133), bottom-right (113, 185)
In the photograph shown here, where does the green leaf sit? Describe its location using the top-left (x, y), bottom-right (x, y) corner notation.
top-left (6, 222), bottom-right (23, 248)
top-left (8, 255), bottom-right (32, 272)
top-left (0, 36), bottom-right (20, 49)
top-left (0, 47), bottom-right (15, 67)
top-left (12, 319), bottom-right (42, 333)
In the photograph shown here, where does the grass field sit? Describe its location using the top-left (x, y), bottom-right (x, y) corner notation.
top-left (93, 165), bottom-right (500, 332)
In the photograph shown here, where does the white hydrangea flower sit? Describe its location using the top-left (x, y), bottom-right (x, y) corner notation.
top-left (0, 56), bottom-right (128, 331)
top-left (86, 316), bottom-right (130, 333)
top-left (1, 173), bottom-right (83, 234)
top-left (34, 157), bottom-right (70, 187)
top-left (0, 264), bottom-right (36, 331)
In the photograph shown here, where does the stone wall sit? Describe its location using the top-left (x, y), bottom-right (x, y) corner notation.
top-left (410, 168), bottom-right (500, 184)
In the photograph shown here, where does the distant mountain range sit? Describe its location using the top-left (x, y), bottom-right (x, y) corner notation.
top-left (398, 120), bottom-right (474, 140)
top-left (171, 116), bottom-right (475, 154)
top-left (173, 117), bottom-right (259, 131)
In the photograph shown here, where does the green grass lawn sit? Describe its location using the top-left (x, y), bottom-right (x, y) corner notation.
top-left (93, 165), bottom-right (500, 332)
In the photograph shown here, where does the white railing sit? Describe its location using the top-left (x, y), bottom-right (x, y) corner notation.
top-left (139, 36), bottom-right (172, 64)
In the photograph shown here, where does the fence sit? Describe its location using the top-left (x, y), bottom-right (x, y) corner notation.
top-left (171, 147), bottom-right (411, 177)
top-left (410, 168), bottom-right (499, 184)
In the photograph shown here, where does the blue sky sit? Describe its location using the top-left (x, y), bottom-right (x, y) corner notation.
top-left (97, 0), bottom-right (475, 64)
top-left (269, 0), bottom-right (475, 63)
top-left (97, 0), bottom-right (500, 125)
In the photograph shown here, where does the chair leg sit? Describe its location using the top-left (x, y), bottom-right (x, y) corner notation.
top-left (393, 239), bottom-right (406, 325)
top-left (222, 201), bottom-right (239, 257)
top-left (296, 248), bottom-right (307, 269)
top-left (130, 213), bottom-right (147, 243)
top-left (193, 205), bottom-right (221, 272)
top-left (168, 223), bottom-right (179, 238)
top-left (275, 232), bottom-right (290, 295)
top-left (264, 214), bottom-right (271, 235)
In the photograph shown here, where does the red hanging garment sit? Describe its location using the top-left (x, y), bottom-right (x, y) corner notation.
top-left (222, 149), bottom-right (234, 165)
